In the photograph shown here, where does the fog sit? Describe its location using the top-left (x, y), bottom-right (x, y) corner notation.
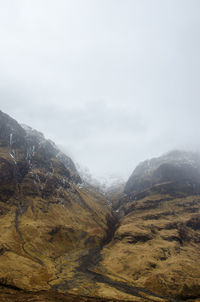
top-left (0, 0), bottom-right (200, 181)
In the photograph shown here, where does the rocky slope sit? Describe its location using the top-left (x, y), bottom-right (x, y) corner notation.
top-left (125, 150), bottom-right (200, 196)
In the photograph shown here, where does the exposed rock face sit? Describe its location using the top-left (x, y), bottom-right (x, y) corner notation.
top-left (124, 150), bottom-right (200, 196)
top-left (21, 123), bottom-right (81, 182)
top-left (0, 111), bottom-right (26, 148)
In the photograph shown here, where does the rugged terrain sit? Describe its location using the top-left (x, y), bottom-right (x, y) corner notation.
top-left (98, 151), bottom-right (200, 301)
top-left (0, 110), bottom-right (118, 299)
top-left (1, 110), bottom-right (200, 301)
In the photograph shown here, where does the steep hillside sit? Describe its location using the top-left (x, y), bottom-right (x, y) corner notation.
top-left (98, 152), bottom-right (200, 301)
top-left (124, 150), bottom-right (200, 196)
top-left (1, 110), bottom-right (200, 302)
top-left (0, 110), bottom-right (117, 297)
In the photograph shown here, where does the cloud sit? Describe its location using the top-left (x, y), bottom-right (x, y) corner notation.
top-left (0, 0), bottom-right (200, 179)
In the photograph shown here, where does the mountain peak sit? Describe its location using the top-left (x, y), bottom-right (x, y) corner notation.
top-left (124, 149), bottom-right (200, 195)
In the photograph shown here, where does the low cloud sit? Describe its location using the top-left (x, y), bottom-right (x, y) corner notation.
top-left (0, 0), bottom-right (200, 179)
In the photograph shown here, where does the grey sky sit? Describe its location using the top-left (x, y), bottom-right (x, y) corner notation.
top-left (0, 0), bottom-right (200, 181)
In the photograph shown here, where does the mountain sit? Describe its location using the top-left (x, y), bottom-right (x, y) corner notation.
top-left (1, 110), bottom-right (200, 302)
top-left (97, 151), bottom-right (200, 301)
top-left (125, 150), bottom-right (200, 197)
top-left (0, 110), bottom-right (118, 300)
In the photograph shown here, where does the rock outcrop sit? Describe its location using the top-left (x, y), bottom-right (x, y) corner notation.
top-left (124, 150), bottom-right (200, 197)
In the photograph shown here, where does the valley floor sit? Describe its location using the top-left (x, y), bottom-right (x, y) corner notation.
top-left (0, 286), bottom-right (141, 302)
top-left (1, 286), bottom-right (200, 302)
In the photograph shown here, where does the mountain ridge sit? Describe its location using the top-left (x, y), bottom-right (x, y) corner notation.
top-left (124, 150), bottom-right (200, 196)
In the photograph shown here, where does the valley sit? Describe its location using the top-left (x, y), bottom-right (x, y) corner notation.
top-left (0, 110), bottom-right (200, 301)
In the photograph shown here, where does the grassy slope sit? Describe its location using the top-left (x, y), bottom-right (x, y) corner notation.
top-left (0, 144), bottom-right (114, 295)
top-left (99, 191), bottom-right (200, 301)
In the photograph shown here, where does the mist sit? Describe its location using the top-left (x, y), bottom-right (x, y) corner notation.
top-left (0, 0), bottom-right (200, 181)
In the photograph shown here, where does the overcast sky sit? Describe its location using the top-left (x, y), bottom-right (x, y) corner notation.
top-left (0, 0), bottom-right (200, 181)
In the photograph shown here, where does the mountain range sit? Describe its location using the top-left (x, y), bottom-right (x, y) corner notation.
top-left (0, 110), bottom-right (200, 302)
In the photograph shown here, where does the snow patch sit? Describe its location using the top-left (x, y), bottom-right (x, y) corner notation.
top-left (9, 152), bottom-right (17, 165)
